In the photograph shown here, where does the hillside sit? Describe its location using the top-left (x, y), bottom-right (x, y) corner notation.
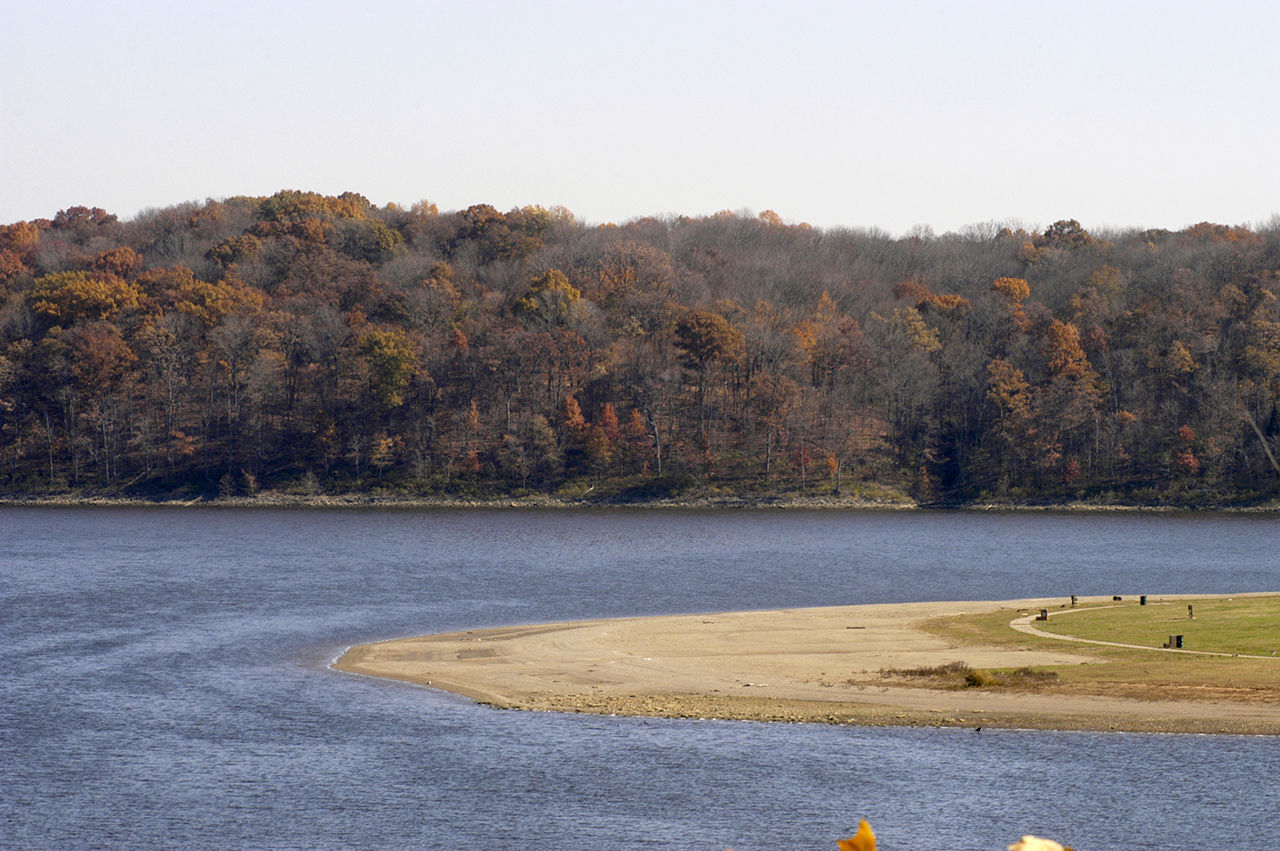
top-left (2, 193), bottom-right (1278, 505)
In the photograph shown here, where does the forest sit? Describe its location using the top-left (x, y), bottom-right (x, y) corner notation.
top-left (1, 191), bottom-right (1279, 506)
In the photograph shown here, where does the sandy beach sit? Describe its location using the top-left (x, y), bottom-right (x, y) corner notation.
top-left (334, 596), bottom-right (1280, 734)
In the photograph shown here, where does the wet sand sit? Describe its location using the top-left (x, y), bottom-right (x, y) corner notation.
top-left (334, 596), bottom-right (1280, 734)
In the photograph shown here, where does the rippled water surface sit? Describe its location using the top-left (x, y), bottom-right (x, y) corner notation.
top-left (2, 507), bottom-right (1277, 849)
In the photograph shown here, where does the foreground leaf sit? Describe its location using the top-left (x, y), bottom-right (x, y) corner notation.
top-left (837, 819), bottom-right (876, 851)
top-left (1008, 836), bottom-right (1072, 851)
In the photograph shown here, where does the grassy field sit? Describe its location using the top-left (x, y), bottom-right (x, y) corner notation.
top-left (918, 595), bottom-right (1280, 700)
top-left (1036, 596), bottom-right (1280, 656)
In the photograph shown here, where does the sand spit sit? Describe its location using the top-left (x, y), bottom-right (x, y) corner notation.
top-left (334, 596), bottom-right (1280, 735)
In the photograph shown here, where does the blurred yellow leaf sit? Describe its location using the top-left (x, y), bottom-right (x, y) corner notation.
top-left (837, 819), bottom-right (875, 851)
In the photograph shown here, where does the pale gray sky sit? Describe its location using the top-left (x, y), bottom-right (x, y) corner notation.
top-left (3, 0), bottom-right (1278, 234)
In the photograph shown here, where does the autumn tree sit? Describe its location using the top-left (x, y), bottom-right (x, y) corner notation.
top-left (590, 240), bottom-right (674, 309)
top-left (359, 328), bottom-right (418, 410)
top-left (514, 269), bottom-right (586, 330)
top-left (1034, 320), bottom-right (1103, 483)
top-left (27, 271), bottom-right (141, 325)
top-left (1036, 219), bottom-right (1093, 250)
top-left (985, 357), bottom-right (1034, 488)
top-left (869, 305), bottom-right (941, 479)
top-left (673, 309), bottom-right (743, 441)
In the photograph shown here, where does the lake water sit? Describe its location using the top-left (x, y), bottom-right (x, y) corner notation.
top-left (1, 507), bottom-right (1277, 849)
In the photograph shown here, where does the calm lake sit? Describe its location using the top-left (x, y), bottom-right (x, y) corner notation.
top-left (1, 507), bottom-right (1277, 849)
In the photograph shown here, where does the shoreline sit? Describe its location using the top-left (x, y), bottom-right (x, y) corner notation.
top-left (0, 492), bottom-right (912, 510)
top-left (333, 596), bottom-right (1280, 736)
top-left (4, 492), bottom-right (1279, 513)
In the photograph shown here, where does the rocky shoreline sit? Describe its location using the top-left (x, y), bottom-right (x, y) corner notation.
top-left (5, 491), bottom-right (1279, 512)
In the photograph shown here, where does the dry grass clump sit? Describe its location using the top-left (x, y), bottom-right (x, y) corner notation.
top-left (878, 661), bottom-right (1058, 689)
top-left (880, 660), bottom-right (973, 678)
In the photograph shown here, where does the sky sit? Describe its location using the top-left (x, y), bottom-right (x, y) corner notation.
top-left (3, 0), bottom-right (1278, 236)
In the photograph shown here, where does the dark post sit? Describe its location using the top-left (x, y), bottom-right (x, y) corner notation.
top-left (1140, 595), bottom-right (1147, 606)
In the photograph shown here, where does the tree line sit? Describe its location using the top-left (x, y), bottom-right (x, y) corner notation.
top-left (1, 192), bottom-right (1278, 505)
